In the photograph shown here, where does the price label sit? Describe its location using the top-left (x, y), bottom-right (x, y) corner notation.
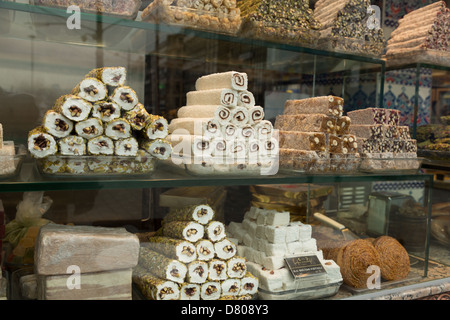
top-left (284, 255), bottom-right (326, 278)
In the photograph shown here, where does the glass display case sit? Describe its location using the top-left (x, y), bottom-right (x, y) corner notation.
top-left (0, 0), bottom-right (448, 301)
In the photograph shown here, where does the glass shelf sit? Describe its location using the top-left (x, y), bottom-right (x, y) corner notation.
top-left (0, 162), bottom-right (434, 193)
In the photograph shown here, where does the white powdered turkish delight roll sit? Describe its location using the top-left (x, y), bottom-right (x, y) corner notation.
top-left (140, 138), bottom-right (173, 160)
top-left (203, 119), bottom-right (222, 139)
top-left (195, 71), bottom-right (248, 91)
top-left (260, 137), bottom-right (279, 159)
top-left (222, 123), bottom-right (239, 140)
top-left (104, 118), bottom-right (132, 141)
top-left (227, 256), bottom-right (247, 278)
top-left (239, 125), bottom-right (256, 140)
top-left (58, 135), bottom-right (86, 156)
top-left (43, 110), bottom-right (73, 139)
top-left (53, 95), bottom-right (92, 122)
top-left (210, 137), bottom-right (228, 158)
top-left (161, 221), bottom-right (205, 242)
top-left (208, 259), bottom-right (228, 281)
top-left (192, 135), bottom-right (212, 158)
top-left (75, 118), bottom-right (104, 140)
top-left (221, 279), bottom-right (241, 297)
top-left (238, 90), bottom-right (255, 108)
top-left (196, 239), bottom-right (215, 261)
top-left (186, 261), bottom-right (209, 284)
top-left (115, 137), bottom-right (138, 156)
top-left (255, 120), bottom-right (273, 139)
top-left (231, 106), bottom-right (249, 127)
top-left (215, 105), bottom-right (233, 126)
top-left (144, 115), bottom-right (169, 140)
top-left (65, 159), bottom-right (87, 174)
top-left (92, 101), bottom-right (121, 123)
top-left (180, 283), bottom-right (201, 300)
top-left (87, 135), bottom-right (114, 155)
top-left (72, 78), bottom-right (107, 102)
top-left (86, 67), bottom-right (126, 87)
top-left (228, 139), bottom-right (247, 160)
top-left (239, 272), bottom-right (258, 295)
top-left (200, 282), bottom-right (221, 300)
top-left (123, 104), bottom-right (150, 131)
top-left (186, 89), bottom-right (238, 108)
top-left (205, 221), bottom-right (226, 242)
top-left (214, 238), bottom-right (236, 260)
top-left (28, 127), bottom-right (58, 158)
top-left (248, 106), bottom-right (264, 125)
top-left (110, 86), bottom-right (139, 111)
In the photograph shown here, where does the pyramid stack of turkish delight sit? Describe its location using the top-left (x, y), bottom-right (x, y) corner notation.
top-left (226, 207), bottom-right (342, 298)
top-left (238, 0), bottom-right (321, 45)
top-left (27, 67), bottom-right (172, 175)
top-left (348, 108), bottom-right (420, 171)
top-left (314, 0), bottom-right (385, 56)
top-left (275, 96), bottom-right (359, 173)
top-left (385, 1), bottom-right (450, 66)
top-left (133, 204), bottom-right (258, 300)
top-left (167, 71), bottom-right (277, 175)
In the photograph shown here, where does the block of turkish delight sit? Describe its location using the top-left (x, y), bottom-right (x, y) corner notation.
top-left (347, 108), bottom-right (386, 125)
top-left (279, 131), bottom-right (327, 152)
top-left (275, 114), bottom-right (337, 133)
top-left (283, 96), bottom-right (344, 117)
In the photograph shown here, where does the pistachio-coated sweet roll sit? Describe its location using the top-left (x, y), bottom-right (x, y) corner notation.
top-left (110, 86), bottom-right (139, 111)
top-left (28, 127), bottom-right (58, 158)
top-left (214, 238), bottom-right (236, 260)
top-left (205, 221), bottom-right (226, 242)
top-left (132, 265), bottom-right (180, 300)
top-left (114, 137), bottom-right (138, 156)
top-left (186, 260), bottom-right (209, 284)
top-left (195, 239), bottom-right (216, 261)
top-left (160, 221), bottom-right (204, 243)
top-left (58, 135), bottom-right (86, 156)
top-left (180, 283), bottom-right (201, 300)
top-left (164, 204), bottom-right (215, 225)
top-left (200, 281), bottom-right (221, 300)
top-left (124, 103), bottom-right (151, 131)
top-left (43, 110), bottom-right (74, 139)
top-left (143, 115), bottom-right (169, 140)
top-left (86, 67), bottom-right (127, 87)
top-left (53, 94), bottom-right (93, 122)
top-left (72, 77), bottom-right (107, 102)
top-left (92, 101), bottom-right (121, 123)
top-left (75, 117), bottom-right (104, 140)
top-left (138, 246), bottom-right (187, 284)
top-left (87, 135), bottom-right (114, 155)
top-left (142, 236), bottom-right (197, 264)
top-left (140, 138), bottom-right (172, 160)
top-left (104, 118), bottom-right (132, 141)
top-left (239, 271), bottom-right (258, 295)
top-left (226, 256), bottom-right (247, 278)
top-left (208, 259), bottom-right (228, 281)
top-left (221, 279), bottom-right (241, 297)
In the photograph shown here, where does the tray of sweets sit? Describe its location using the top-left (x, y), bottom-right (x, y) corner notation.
top-left (0, 144), bottom-right (27, 180)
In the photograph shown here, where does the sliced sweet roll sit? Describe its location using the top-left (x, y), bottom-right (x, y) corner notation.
top-left (43, 110), bottom-right (74, 139)
top-left (214, 105), bottom-right (233, 126)
top-left (186, 261), bottom-right (209, 284)
top-left (143, 236), bottom-right (197, 264)
top-left (214, 238), bottom-right (236, 260)
top-left (239, 272), bottom-right (258, 295)
top-left (231, 106), bottom-right (249, 127)
top-left (196, 239), bottom-right (215, 261)
top-left (222, 123), bottom-right (239, 140)
top-left (114, 137), bottom-right (138, 156)
top-left (200, 282), bottom-right (221, 300)
top-left (160, 221), bottom-right (205, 243)
top-left (186, 88), bottom-right (238, 108)
top-left (140, 138), bottom-right (173, 160)
top-left (143, 115), bottom-right (169, 140)
top-left (104, 118), bottom-right (132, 140)
top-left (53, 94), bottom-right (92, 122)
top-left (58, 135), bottom-right (86, 156)
top-left (86, 66), bottom-right (126, 87)
top-left (238, 90), bottom-right (255, 109)
top-left (110, 86), bottom-right (139, 111)
top-left (248, 106), bottom-right (264, 125)
top-left (72, 77), bottom-right (107, 102)
top-left (92, 101), bottom-right (121, 123)
top-left (192, 135), bottom-right (212, 158)
top-left (123, 103), bottom-right (150, 131)
top-left (210, 137), bottom-right (228, 158)
top-left (75, 118), bottom-right (104, 140)
top-left (227, 256), bottom-right (247, 278)
top-left (205, 221), bottom-right (226, 242)
top-left (87, 135), bottom-right (114, 155)
top-left (221, 279), bottom-right (241, 297)
top-left (203, 118), bottom-right (222, 139)
top-left (255, 120), bottom-right (273, 139)
top-left (180, 283), bottom-right (201, 300)
top-left (208, 259), bottom-right (228, 281)
top-left (164, 204), bottom-right (215, 225)
top-left (28, 127), bottom-right (58, 158)
top-left (133, 265), bottom-right (180, 301)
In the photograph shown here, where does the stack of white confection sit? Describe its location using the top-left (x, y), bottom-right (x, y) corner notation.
top-left (226, 207), bottom-right (342, 298)
top-left (167, 71), bottom-right (278, 175)
top-left (0, 123), bottom-right (16, 176)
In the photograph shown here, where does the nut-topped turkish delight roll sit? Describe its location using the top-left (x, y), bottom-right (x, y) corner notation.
top-left (180, 283), bottom-right (201, 300)
top-left (214, 238), bottom-right (236, 260)
top-left (72, 77), bottom-right (107, 102)
top-left (208, 259), bottom-right (228, 281)
top-left (186, 261), bottom-right (209, 284)
top-left (144, 115), bottom-right (169, 140)
top-left (347, 108), bottom-right (387, 125)
top-left (284, 96), bottom-right (344, 117)
top-left (195, 71), bottom-right (248, 91)
top-left (160, 221), bottom-right (205, 243)
top-left (105, 118), bottom-right (132, 140)
top-left (115, 137), bottom-right (138, 156)
top-left (92, 101), bottom-right (121, 123)
top-left (28, 127), bottom-right (58, 158)
top-left (132, 265), bottom-right (180, 300)
top-left (75, 118), bottom-right (104, 140)
top-left (196, 239), bottom-right (216, 261)
top-left (87, 135), bottom-right (114, 155)
top-left (227, 256), bottom-right (247, 278)
top-left (53, 94), bottom-right (92, 122)
top-left (165, 204), bottom-right (215, 225)
top-left (138, 247), bottom-right (187, 284)
top-left (239, 272), bottom-right (258, 295)
top-left (238, 90), bottom-right (255, 109)
top-left (200, 282), bottom-right (221, 300)
top-left (221, 279), bottom-right (241, 297)
top-left (58, 135), bottom-right (86, 156)
top-left (143, 236), bottom-right (197, 264)
top-left (140, 138), bottom-right (172, 160)
top-left (110, 86), bottom-right (139, 111)
top-left (43, 110), bottom-right (74, 139)
top-left (86, 67), bottom-right (126, 87)
top-left (186, 89), bottom-right (238, 108)
top-left (205, 221), bottom-right (226, 242)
